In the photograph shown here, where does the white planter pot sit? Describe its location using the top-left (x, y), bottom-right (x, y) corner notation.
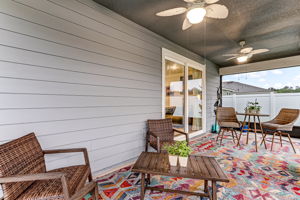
top-left (168, 155), bottom-right (178, 166)
top-left (249, 110), bottom-right (255, 114)
top-left (178, 156), bottom-right (188, 167)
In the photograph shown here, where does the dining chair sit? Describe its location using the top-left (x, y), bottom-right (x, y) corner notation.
top-left (260, 108), bottom-right (299, 153)
top-left (216, 107), bottom-right (240, 145)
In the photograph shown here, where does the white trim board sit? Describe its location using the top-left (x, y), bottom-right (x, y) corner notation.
top-left (220, 55), bottom-right (300, 75)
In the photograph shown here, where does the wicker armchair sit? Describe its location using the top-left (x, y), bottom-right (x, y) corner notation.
top-left (216, 107), bottom-right (240, 145)
top-left (260, 108), bottom-right (299, 153)
top-left (0, 133), bottom-right (98, 200)
top-left (145, 119), bottom-right (189, 152)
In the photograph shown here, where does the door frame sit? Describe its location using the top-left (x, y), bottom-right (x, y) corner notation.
top-left (162, 48), bottom-right (206, 136)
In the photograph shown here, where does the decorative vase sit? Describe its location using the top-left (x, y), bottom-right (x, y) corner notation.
top-left (168, 155), bottom-right (178, 166)
top-left (178, 156), bottom-right (188, 167)
top-left (256, 110), bottom-right (260, 114)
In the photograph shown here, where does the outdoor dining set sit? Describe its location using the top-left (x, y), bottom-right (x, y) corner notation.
top-left (216, 107), bottom-right (299, 153)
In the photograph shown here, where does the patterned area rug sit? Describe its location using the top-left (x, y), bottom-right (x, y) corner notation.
top-left (94, 133), bottom-right (300, 200)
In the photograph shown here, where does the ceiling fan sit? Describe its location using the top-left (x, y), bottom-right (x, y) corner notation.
top-left (223, 41), bottom-right (270, 63)
top-left (156, 0), bottom-right (229, 30)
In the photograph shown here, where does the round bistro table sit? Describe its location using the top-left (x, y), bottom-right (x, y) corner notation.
top-left (236, 112), bottom-right (270, 152)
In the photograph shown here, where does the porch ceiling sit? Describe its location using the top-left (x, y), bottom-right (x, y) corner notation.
top-left (93, 0), bottom-right (300, 67)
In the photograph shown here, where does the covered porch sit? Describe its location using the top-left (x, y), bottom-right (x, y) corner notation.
top-left (96, 133), bottom-right (300, 199)
top-left (0, 0), bottom-right (299, 200)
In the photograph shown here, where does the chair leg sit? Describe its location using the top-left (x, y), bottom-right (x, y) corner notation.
top-left (260, 132), bottom-right (267, 149)
top-left (260, 132), bottom-right (268, 146)
top-left (219, 129), bottom-right (226, 145)
top-left (279, 132), bottom-right (283, 147)
top-left (271, 132), bottom-right (277, 151)
top-left (145, 134), bottom-right (149, 152)
top-left (231, 129), bottom-right (236, 144)
top-left (234, 130), bottom-right (239, 141)
top-left (236, 130), bottom-right (243, 147)
top-left (287, 134), bottom-right (297, 153)
top-left (94, 184), bottom-right (99, 200)
top-left (216, 129), bottom-right (221, 142)
top-left (145, 142), bottom-right (148, 152)
top-left (258, 117), bottom-right (267, 149)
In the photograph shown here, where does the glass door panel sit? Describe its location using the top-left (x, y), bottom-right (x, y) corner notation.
top-left (165, 59), bottom-right (184, 130)
top-left (187, 67), bottom-right (203, 132)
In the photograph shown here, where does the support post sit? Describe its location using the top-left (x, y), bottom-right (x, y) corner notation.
top-left (270, 92), bottom-right (275, 120)
top-left (233, 94), bottom-right (237, 110)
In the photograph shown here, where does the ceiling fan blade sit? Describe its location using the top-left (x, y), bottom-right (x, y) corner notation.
top-left (251, 49), bottom-right (270, 54)
top-left (240, 47), bottom-right (253, 54)
top-left (182, 18), bottom-right (193, 30)
top-left (205, 4), bottom-right (229, 19)
top-left (223, 54), bottom-right (238, 57)
top-left (226, 57), bottom-right (237, 61)
top-left (205, 0), bottom-right (219, 4)
top-left (184, 0), bottom-right (196, 2)
top-left (156, 7), bottom-right (187, 17)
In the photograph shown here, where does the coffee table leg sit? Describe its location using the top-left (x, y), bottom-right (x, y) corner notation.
top-left (212, 181), bottom-right (217, 200)
top-left (140, 173), bottom-right (145, 200)
top-left (146, 174), bottom-right (151, 185)
top-left (204, 180), bottom-right (208, 193)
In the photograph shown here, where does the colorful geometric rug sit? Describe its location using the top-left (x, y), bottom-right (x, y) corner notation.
top-left (94, 133), bottom-right (300, 200)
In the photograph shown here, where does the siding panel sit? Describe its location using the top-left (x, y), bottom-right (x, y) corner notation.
top-left (0, 61), bottom-right (160, 90)
top-left (0, 2), bottom-right (219, 196)
top-left (0, 94), bottom-right (161, 108)
top-left (0, 46), bottom-right (161, 83)
top-left (0, 29), bottom-right (160, 75)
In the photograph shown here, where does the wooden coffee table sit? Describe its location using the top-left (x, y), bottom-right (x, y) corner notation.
top-left (132, 152), bottom-right (229, 200)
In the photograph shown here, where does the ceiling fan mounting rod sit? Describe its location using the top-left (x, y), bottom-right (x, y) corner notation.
top-left (239, 40), bottom-right (246, 47)
top-left (188, 1), bottom-right (205, 8)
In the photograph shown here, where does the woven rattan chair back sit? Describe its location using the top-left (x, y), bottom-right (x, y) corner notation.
top-left (216, 107), bottom-right (239, 124)
top-left (147, 119), bottom-right (174, 142)
top-left (0, 133), bottom-right (46, 200)
top-left (270, 108), bottom-right (300, 126)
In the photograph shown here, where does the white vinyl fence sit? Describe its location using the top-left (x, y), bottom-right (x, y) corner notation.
top-left (223, 92), bottom-right (300, 126)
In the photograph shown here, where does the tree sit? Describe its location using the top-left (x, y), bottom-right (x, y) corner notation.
top-left (273, 86), bottom-right (300, 93)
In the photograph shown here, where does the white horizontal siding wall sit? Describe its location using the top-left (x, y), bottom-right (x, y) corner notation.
top-left (0, 1), bottom-right (219, 196)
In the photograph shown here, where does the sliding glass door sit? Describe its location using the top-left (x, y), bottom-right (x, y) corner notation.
top-left (165, 59), bottom-right (185, 130)
top-left (187, 66), bottom-right (203, 132)
top-left (163, 49), bottom-right (206, 135)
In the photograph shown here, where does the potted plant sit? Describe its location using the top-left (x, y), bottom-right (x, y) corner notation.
top-left (246, 99), bottom-right (262, 114)
top-left (164, 143), bottom-right (178, 166)
top-left (246, 101), bottom-right (255, 113)
top-left (255, 105), bottom-right (262, 114)
top-left (176, 141), bottom-right (192, 167)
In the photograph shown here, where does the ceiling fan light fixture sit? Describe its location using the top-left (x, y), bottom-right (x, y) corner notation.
top-left (237, 55), bottom-right (248, 63)
top-left (187, 7), bottom-right (206, 24)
